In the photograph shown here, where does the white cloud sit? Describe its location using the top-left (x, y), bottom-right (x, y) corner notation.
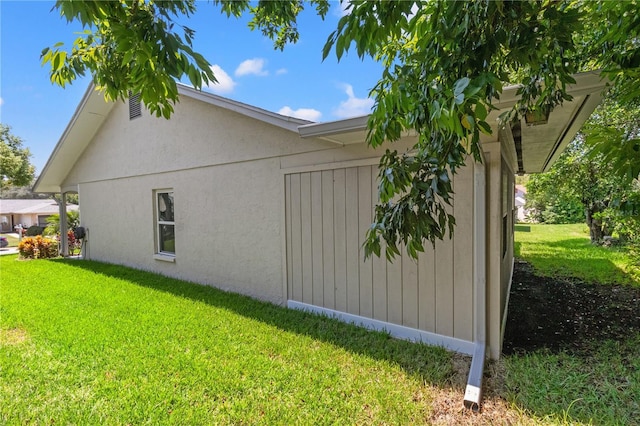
top-left (333, 83), bottom-right (374, 118)
top-left (334, 0), bottom-right (352, 17)
top-left (275, 68), bottom-right (288, 76)
top-left (0, 97), bottom-right (3, 106)
top-left (278, 106), bottom-right (322, 122)
top-left (205, 65), bottom-right (236, 94)
top-left (235, 58), bottom-right (269, 77)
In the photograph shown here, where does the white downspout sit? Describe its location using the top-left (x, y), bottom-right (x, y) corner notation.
top-left (463, 159), bottom-right (487, 411)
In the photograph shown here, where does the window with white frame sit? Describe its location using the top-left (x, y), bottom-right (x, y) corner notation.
top-left (156, 191), bottom-right (175, 255)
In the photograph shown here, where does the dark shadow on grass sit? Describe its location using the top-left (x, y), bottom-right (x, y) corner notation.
top-left (502, 259), bottom-right (640, 424)
top-left (504, 259), bottom-right (640, 356)
top-left (49, 258), bottom-right (456, 387)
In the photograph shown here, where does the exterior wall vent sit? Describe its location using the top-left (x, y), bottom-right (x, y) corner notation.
top-left (129, 93), bottom-right (142, 120)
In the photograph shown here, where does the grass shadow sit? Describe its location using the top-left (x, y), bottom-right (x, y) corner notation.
top-left (49, 258), bottom-right (457, 387)
top-left (505, 260), bottom-right (640, 355)
top-left (503, 260), bottom-right (640, 424)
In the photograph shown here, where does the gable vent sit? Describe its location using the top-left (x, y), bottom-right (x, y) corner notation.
top-left (129, 93), bottom-right (142, 120)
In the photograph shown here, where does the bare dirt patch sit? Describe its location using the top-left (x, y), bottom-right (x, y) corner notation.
top-left (0, 327), bottom-right (30, 346)
top-left (503, 260), bottom-right (640, 355)
top-left (427, 355), bottom-right (527, 425)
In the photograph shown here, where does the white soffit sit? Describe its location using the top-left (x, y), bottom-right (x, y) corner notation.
top-left (34, 85), bottom-right (113, 193)
top-left (518, 71), bottom-right (607, 173)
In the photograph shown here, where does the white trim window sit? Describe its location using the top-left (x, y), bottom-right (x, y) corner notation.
top-left (156, 190), bottom-right (175, 256)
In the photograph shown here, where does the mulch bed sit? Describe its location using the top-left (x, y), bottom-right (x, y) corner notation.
top-left (503, 259), bottom-right (640, 355)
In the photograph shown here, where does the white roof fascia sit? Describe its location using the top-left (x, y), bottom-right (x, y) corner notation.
top-left (177, 84), bottom-right (312, 132)
top-left (298, 115), bottom-right (370, 139)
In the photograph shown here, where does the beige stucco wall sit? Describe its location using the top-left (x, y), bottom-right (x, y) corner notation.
top-left (77, 157), bottom-right (287, 302)
top-left (62, 98), bottom-right (420, 305)
top-left (63, 96), bottom-right (337, 187)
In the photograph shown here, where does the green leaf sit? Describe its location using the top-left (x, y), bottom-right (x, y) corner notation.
top-left (453, 77), bottom-right (470, 97)
top-left (461, 115), bottom-right (474, 130)
top-left (477, 120), bottom-right (492, 135)
top-left (474, 102), bottom-right (488, 121)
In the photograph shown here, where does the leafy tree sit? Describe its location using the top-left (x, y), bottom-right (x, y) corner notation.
top-left (0, 124), bottom-right (35, 189)
top-left (43, 0), bottom-right (329, 119)
top-left (0, 184), bottom-right (50, 200)
top-left (583, 80), bottom-right (640, 183)
top-left (525, 173), bottom-right (584, 225)
top-left (527, 137), bottom-right (634, 243)
top-left (43, 0), bottom-right (639, 259)
top-left (52, 193), bottom-right (79, 205)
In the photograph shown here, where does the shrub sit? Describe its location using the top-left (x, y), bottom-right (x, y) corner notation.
top-left (25, 225), bottom-right (46, 237)
top-left (18, 236), bottom-right (59, 259)
top-left (44, 210), bottom-right (80, 236)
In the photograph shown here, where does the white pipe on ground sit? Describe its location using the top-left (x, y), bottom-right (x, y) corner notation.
top-left (464, 158), bottom-right (487, 411)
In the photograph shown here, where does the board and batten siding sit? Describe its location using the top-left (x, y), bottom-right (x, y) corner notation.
top-left (285, 163), bottom-right (476, 342)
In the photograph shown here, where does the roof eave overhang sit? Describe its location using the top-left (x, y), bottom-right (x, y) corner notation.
top-left (539, 91), bottom-right (603, 172)
top-left (33, 83), bottom-right (114, 194)
top-left (177, 84), bottom-right (312, 132)
top-left (296, 71), bottom-right (608, 173)
top-left (298, 115), bottom-right (370, 145)
top-left (34, 83), bottom-right (316, 194)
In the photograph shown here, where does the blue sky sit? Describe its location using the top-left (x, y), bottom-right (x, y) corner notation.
top-left (0, 1), bottom-right (382, 175)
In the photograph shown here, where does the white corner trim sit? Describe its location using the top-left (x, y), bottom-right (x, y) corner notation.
top-left (153, 253), bottom-right (176, 263)
top-left (500, 257), bottom-right (516, 342)
top-left (287, 301), bottom-right (475, 355)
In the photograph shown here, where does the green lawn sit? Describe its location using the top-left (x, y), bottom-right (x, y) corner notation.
top-left (514, 223), bottom-right (640, 286)
top-left (1, 256), bottom-right (453, 424)
top-left (1, 223), bottom-right (639, 424)
top-left (503, 337), bottom-right (640, 425)
top-left (504, 223), bottom-right (640, 425)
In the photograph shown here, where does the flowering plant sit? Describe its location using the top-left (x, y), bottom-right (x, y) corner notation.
top-left (18, 236), bottom-right (59, 259)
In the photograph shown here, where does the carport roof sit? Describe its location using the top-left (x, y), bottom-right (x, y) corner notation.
top-left (0, 199), bottom-right (79, 215)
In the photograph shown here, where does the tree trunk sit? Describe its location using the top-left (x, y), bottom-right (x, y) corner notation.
top-left (585, 207), bottom-right (604, 244)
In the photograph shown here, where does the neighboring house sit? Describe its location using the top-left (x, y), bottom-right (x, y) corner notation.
top-left (515, 184), bottom-right (528, 222)
top-left (34, 71), bottom-right (606, 408)
top-left (0, 199), bottom-right (79, 232)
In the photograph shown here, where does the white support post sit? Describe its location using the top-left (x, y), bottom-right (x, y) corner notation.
top-left (59, 192), bottom-right (69, 257)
